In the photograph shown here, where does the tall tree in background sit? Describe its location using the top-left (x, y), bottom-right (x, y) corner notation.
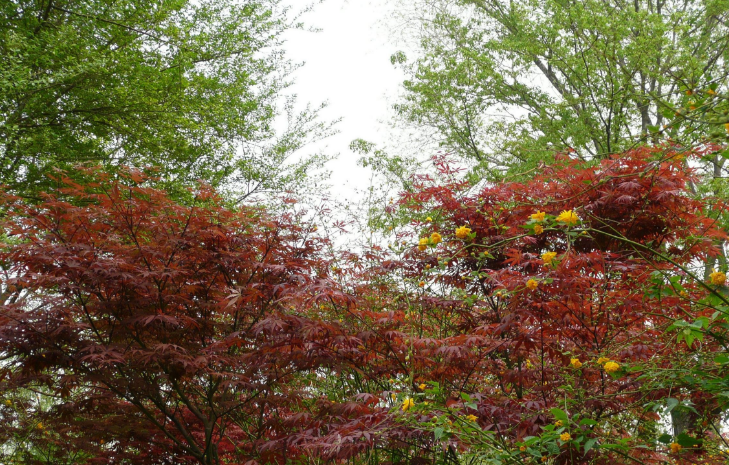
top-left (391, 0), bottom-right (729, 176)
top-left (0, 0), bottom-right (331, 200)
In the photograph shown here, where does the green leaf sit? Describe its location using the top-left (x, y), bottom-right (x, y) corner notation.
top-left (434, 427), bottom-right (444, 440)
top-left (665, 398), bottom-right (679, 412)
top-left (584, 438), bottom-right (597, 455)
top-left (550, 407), bottom-right (569, 423)
top-left (658, 433), bottom-right (672, 444)
top-left (677, 433), bottom-right (701, 447)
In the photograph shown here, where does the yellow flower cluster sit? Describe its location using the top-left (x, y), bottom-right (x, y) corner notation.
top-left (710, 270), bottom-right (727, 286)
top-left (418, 383), bottom-right (426, 391)
top-left (534, 224), bottom-right (544, 235)
top-left (417, 232), bottom-right (442, 250)
top-left (531, 211), bottom-right (546, 222)
top-left (670, 442), bottom-right (682, 453)
top-left (402, 397), bottom-right (414, 411)
top-left (526, 279), bottom-right (538, 290)
top-left (604, 361), bottom-right (620, 373)
top-left (556, 210), bottom-right (579, 226)
top-left (554, 420), bottom-right (563, 427)
top-left (541, 251), bottom-right (557, 264)
top-left (466, 414), bottom-right (478, 422)
top-left (570, 358), bottom-right (582, 369)
top-left (596, 357), bottom-right (610, 365)
top-left (455, 225), bottom-right (472, 239)
top-left (559, 432), bottom-right (571, 442)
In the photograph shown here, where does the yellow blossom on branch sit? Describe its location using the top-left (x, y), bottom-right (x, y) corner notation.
top-left (418, 237), bottom-right (428, 251)
top-left (526, 279), bottom-right (538, 290)
top-left (466, 414), bottom-right (478, 422)
top-left (541, 251), bottom-right (557, 264)
top-left (531, 211), bottom-right (546, 222)
top-left (604, 361), bottom-right (620, 373)
top-left (554, 420), bottom-right (563, 427)
top-left (455, 226), bottom-right (472, 239)
top-left (670, 442), bottom-right (682, 453)
top-left (597, 357), bottom-right (610, 365)
top-left (556, 210), bottom-right (579, 225)
top-left (570, 358), bottom-right (582, 369)
top-left (418, 383), bottom-right (426, 391)
top-left (710, 270), bottom-right (727, 286)
top-left (402, 397), bottom-right (414, 411)
top-left (430, 232), bottom-right (442, 245)
top-left (534, 224), bottom-right (544, 235)
top-left (560, 432), bottom-right (571, 441)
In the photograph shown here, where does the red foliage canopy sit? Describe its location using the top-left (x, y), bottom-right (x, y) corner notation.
top-left (0, 169), bottom-right (354, 464)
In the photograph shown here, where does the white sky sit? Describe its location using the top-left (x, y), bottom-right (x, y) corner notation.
top-left (282, 0), bottom-right (408, 197)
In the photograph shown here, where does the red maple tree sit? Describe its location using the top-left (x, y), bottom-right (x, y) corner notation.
top-left (0, 168), bottom-right (353, 464)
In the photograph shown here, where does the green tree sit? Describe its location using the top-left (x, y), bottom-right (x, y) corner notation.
top-left (392, 0), bottom-right (729, 176)
top-left (0, 0), bottom-right (331, 199)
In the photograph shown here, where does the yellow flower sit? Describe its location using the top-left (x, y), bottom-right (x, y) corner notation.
top-left (670, 442), bottom-right (682, 453)
top-left (37, 423), bottom-right (44, 430)
top-left (679, 290), bottom-right (688, 297)
top-left (402, 397), bottom-right (414, 411)
top-left (597, 357), bottom-right (610, 365)
top-left (455, 226), bottom-right (472, 239)
top-left (707, 88), bottom-right (717, 96)
top-left (604, 361), bottom-right (620, 373)
top-left (725, 122), bottom-right (729, 134)
top-left (556, 210), bottom-right (579, 225)
top-left (534, 224), bottom-right (544, 235)
top-left (531, 211), bottom-right (546, 222)
top-left (391, 393), bottom-right (397, 400)
top-left (519, 445), bottom-right (526, 452)
top-left (418, 237), bottom-right (428, 251)
top-left (466, 414), bottom-right (478, 422)
top-left (570, 358), bottom-right (582, 369)
top-left (541, 456), bottom-right (548, 462)
top-left (560, 432), bottom-right (571, 441)
top-left (710, 270), bottom-right (727, 286)
top-left (526, 279), bottom-right (538, 290)
top-left (419, 383), bottom-right (426, 391)
top-left (418, 281), bottom-right (425, 287)
top-left (430, 232), bottom-right (442, 245)
top-left (4, 399), bottom-right (11, 407)
top-left (426, 217), bottom-right (432, 222)
top-left (526, 360), bottom-right (533, 369)
top-left (554, 420), bottom-right (563, 427)
top-left (541, 251), bottom-right (557, 264)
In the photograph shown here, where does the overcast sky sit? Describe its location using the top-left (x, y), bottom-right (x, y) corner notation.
top-left (282, 0), bottom-right (408, 196)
